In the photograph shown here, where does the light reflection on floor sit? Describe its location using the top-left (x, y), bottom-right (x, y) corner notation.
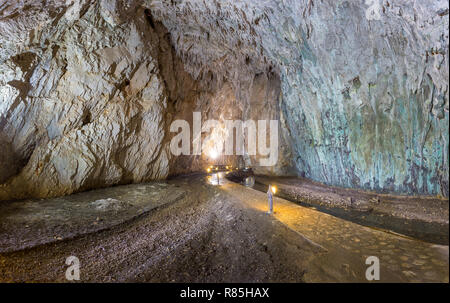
top-left (206, 172), bottom-right (229, 185)
top-left (219, 181), bottom-right (449, 282)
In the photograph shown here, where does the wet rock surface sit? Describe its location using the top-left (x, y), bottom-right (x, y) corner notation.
top-left (0, 182), bottom-right (185, 252)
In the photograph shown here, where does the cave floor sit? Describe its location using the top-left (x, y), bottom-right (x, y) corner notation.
top-left (0, 174), bottom-right (448, 282)
top-left (253, 176), bottom-right (449, 245)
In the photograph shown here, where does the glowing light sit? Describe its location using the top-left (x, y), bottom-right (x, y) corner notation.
top-left (207, 168), bottom-right (211, 173)
top-left (210, 150), bottom-right (218, 159)
top-left (271, 186), bottom-right (277, 194)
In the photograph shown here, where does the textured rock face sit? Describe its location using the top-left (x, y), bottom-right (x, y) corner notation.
top-left (150, 0), bottom-right (449, 196)
top-left (0, 0), bottom-right (448, 199)
top-left (0, 0), bottom-right (247, 200)
top-left (276, 0), bottom-right (449, 197)
top-left (0, 1), bottom-right (179, 199)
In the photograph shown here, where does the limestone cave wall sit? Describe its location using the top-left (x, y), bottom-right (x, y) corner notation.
top-left (0, 0), bottom-right (448, 200)
top-left (150, 0), bottom-right (449, 196)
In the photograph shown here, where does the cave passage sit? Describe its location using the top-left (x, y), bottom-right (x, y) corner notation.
top-left (0, 0), bottom-right (448, 284)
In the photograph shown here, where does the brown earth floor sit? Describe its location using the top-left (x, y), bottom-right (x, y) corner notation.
top-left (0, 174), bottom-right (448, 282)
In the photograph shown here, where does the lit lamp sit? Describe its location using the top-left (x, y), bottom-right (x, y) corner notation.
top-left (209, 150), bottom-right (218, 159)
top-left (271, 185), bottom-right (277, 194)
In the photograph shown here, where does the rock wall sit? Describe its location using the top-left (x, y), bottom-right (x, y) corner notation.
top-left (0, 1), bottom-right (214, 200)
top-left (0, 1), bottom-right (174, 199)
top-left (277, 0), bottom-right (449, 197)
top-left (0, 0), bottom-right (248, 200)
top-left (150, 0), bottom-right (449, 197)
top-left (0, 0), bottom-right (448, 199)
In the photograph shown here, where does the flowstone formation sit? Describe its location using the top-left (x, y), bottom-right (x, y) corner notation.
top-left (0, 0), bottom-right (448, 200)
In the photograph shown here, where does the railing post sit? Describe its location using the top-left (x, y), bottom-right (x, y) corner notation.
top-left (267, 185), bottom-right (273, 214)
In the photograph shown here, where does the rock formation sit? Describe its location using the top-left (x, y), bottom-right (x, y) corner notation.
top-left (0, 1), bottom-right (184, 199)
top-left (0, 0), bottom-right (448, 200)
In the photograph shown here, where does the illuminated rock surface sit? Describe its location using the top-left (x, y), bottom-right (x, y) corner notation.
top-left (150, 0), bottom-right (449, 196)
top-left (0, 0), bottom-right (448, 199)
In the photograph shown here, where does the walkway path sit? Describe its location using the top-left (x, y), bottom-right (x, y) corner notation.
top-left (0, 174), bottom-right (448, 282)
top-left (221, 180), bottom-right (449, 282)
